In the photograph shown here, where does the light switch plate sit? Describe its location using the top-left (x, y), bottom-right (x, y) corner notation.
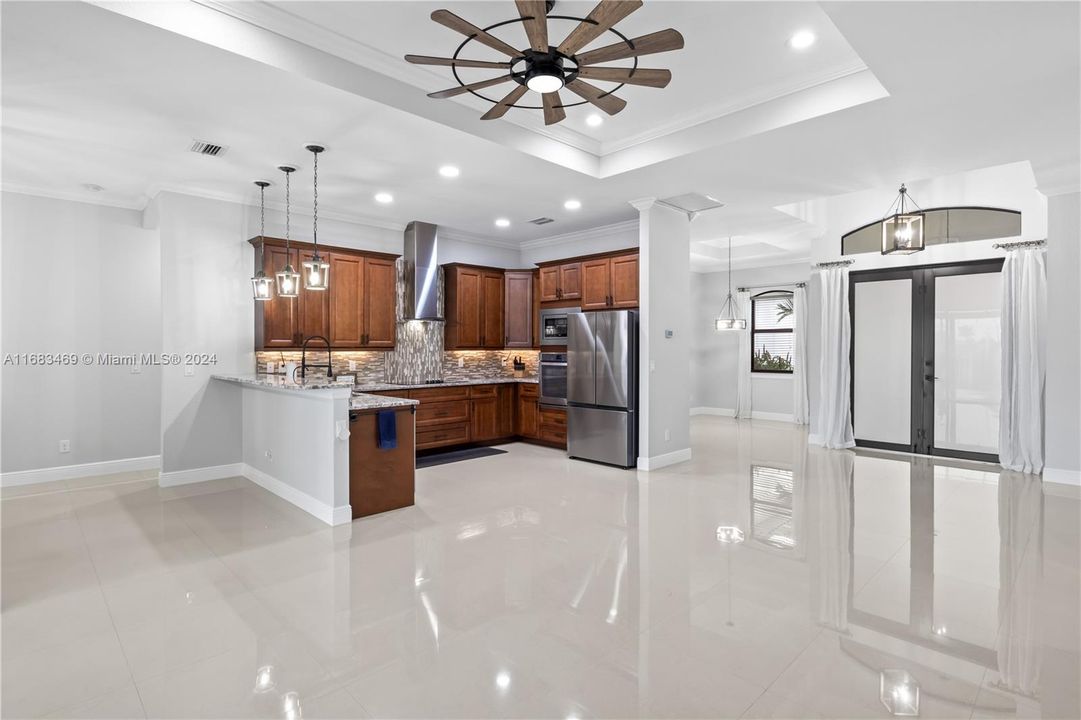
top-left (184, 365), bottom-right (194, 377)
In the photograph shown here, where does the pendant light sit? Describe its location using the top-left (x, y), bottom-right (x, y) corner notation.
top-left (275, 164), bottom-right (300, 298)
top-left (714, 237), bottom-right (746, 331)
top-left (250, 180), bottom-right (274, 301)
top-left (881, 184), bottom-right (925, 255)
top-left (302, 143), bottom-right (330, 291)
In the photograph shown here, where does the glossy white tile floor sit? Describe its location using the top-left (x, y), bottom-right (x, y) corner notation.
top-left (3, 418), bottom-right (1079, 719)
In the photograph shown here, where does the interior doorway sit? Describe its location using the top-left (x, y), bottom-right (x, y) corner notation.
top-left (849, 259), bottom-right (1003, 463)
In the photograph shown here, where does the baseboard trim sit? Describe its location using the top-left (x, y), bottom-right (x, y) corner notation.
top-left (689, 407), bottom-right (794, 423)
top-left (158, 463), bottom-right (244, 487)
top-left (242, 463), bottom-right (351, 526)
top-left (1044, 467), bottom-right (1081, 489)
top-left (1, 455), bottom-right (161, 488)
top-left (637, 447), bottom-right (692, 471)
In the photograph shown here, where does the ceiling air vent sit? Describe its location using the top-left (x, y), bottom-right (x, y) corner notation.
top-left (529, 217), bottom-right (555, 225)
top-left (188, 140), bottom-right (228, 157)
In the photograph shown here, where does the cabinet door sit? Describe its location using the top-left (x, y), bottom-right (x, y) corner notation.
top-left (453, 267), bottom-right (482, 347)
top-left (470, 397), bottom-right (499, 441)
top-left (364, 257), bottom-right (397, 347)
top-left (539, 266), bottom-right (561, 302)
top-left (518, 397), bottom-right (538, 438)
top-left (559, 262), bottom-right (582, 300)
top-left (328, 253), bottom-right (364, 347)
top-left (260, 245), bottom-right (298, 347)
top-left (610, 253), bottom-right (639, 308)
top-left (498, 384), bottom-right (515, 437)
top-left (481, 271), bottom-right (504, 348)
top-left (504, 271), bottom-right (533, 348)
top-left (581, 258), bottom-right (611, 310)
top-left (297, 250), bottom-right (330, 343)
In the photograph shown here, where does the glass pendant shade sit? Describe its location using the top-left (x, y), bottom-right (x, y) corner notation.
top-left (251, 273), bottom-right (273, 300)
top-left (302, 254), bottom-right (330, 291)
top-left (882, 212), bottom-right (925, 254)
top-left (276, 264), bottom-right (300, 298)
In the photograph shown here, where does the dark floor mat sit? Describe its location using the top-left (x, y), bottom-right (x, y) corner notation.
top-left (416, 446), bottom-right (508, 469)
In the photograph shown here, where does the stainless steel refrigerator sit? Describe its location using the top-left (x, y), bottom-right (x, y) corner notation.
top-left (567, 310), bottom-right (638, 468)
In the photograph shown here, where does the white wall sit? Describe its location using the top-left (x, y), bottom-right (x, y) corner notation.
top-left (519, 220), bottom-right (638, 267)
top-left (690, 262), bottom-right (811, 418)
top-left (1, 192), bottom-right (162, 476)
top-left (1044, 191), bottom-right (1080, 483)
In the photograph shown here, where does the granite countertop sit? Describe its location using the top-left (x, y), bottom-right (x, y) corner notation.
top-left (213, 374), bottom-right (356, 391)
top-left (349, 394), bottom-right (419, 411)
top-left (354, 377), bottom-right (538, 392)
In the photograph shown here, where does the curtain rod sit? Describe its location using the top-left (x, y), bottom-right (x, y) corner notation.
top-left (815, 259), bottom-right (855, 268)
top-left (737, 282), bottom-right (806, 292)
top-left (993, 239), bottom-right (1046, 250)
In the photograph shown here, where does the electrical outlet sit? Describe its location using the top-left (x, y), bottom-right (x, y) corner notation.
top-left (267, 362), bottom-right (276, 374)
top-left (265, 449), bottom-right (273, 462)
top-left (348, 360), bottom-right (357, 371)
top-left (664, 429), bottom-right (671, 442)
top-left (130, 366), bottom-right (141, 374)
top-left (184, 365), bottom-right (194, 377)
top-left (59, 439), bottom-right (70, 453)
top-left (458, 357), bottom-right (464, 368)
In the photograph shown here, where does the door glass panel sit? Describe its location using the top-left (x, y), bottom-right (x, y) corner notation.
top-left (854, 279), bottom-right (912, 445)
top-left (933, 272), bottom-right (1001, 455)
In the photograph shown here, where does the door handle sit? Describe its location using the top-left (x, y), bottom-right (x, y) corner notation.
top-left (925, 374), bottom-right (940, 381)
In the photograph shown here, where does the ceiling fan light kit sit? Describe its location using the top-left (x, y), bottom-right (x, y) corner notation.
top-left (406, 0), bottom-right (684, 126)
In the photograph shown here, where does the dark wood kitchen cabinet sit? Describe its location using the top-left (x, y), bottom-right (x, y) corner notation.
top-left (444, 264), bottom-right (505, 349)
top-left (539, 262), bottom-right (582, 302)
top-left (349, 406), bottom-right (415, 519)
top-left (545, 249), bottom-right (639, 311)
top-left (609, 252), bottom-right (639, 308)
top-left (581, 257), bottom-right (611, 310)
top-left (251, 237), bottom-right (399, 350)
top-left (504, 270), bottom-right (533, 348)
top-left (469, 385), bottom-right (499, 442)
top-left (517, 383), bottom-right (539, 439)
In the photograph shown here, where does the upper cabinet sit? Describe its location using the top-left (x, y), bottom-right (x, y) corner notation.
top-left (504, 270), bottom-right (533, 348)
top-left (540, 250), bottom-right (639, 310)
top-left (444, 264), bottom-right (505, 349)
top-left (251, 237), bottom-right (398, 350)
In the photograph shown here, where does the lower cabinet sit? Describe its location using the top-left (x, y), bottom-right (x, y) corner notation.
top-left (538, 405), bottom-right (568, 446)
top-left (349, 406), bottom-right (415, 519)
top-left (517, 383), bottom-right (539, 439)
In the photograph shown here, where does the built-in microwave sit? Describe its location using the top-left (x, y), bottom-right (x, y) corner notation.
top-left (539, 306), bottom-right (581, 346)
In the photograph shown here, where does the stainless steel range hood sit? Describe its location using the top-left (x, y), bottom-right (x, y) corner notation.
top-left (402, 221), bottom-right (441, 320)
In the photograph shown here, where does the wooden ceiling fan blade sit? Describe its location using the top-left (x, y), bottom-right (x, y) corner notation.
top-left (481, 85), bottom-right (529, 120)
top-left (515, 0), bottom-right (549, 53)
top-left (557, 0), bottom-right (643, 57)
top-left (565, 79), bottom-right (626, 115)
top-left (576, 67), bottom-right (671, 87)
top-left (542, 91), bottom-right (567, 125)
top-left (430, 9), bottom-right (522, 58)
top-left (575, 28), bottom-right (685, 66)
top-left (428, 74), bottom-right (514, 99)
top-left (406, 55), bottom-right (512, 69)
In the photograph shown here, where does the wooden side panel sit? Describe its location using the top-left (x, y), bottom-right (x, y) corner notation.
top-left (581, 258), bottom-right (611, 310)
top-left (349, 408), bottom-right (415, 519)
top-left (504, 271), bottom-right (533, 348)
top-left (610, 253), bottom-right (639, 308)
top-left (364, 257), bottom-right (397, 347)
top-left (328, 252), bottom-right (364, 347)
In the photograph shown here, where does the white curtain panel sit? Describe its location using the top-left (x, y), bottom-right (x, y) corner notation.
top-left (812, 266), bottom-right (855, 449)
top-left (999, 248), bottom-right (1046, 473)
top-left (792, 284), bottom-right (810, 425)
top-left (735, 291), bottom-right (753, 419)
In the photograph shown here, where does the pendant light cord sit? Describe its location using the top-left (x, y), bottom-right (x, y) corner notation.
top-left (312, 150), bottom-right (319, 253)
top-left (259, 183), bottom-right (266, 269)
top-left (284, 169), bottom-right (291, 252)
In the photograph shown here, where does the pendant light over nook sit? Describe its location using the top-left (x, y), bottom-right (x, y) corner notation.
top-left (302, 144), bottom-right (330, 291)
top-left (714, 237), bottom-right (746, 331)
top-left (275, 164), bottom-right (301, 298)
top-left (250, 180), bottom-right (274, 301)
top-left (881, 184), bottom-right (925, 255)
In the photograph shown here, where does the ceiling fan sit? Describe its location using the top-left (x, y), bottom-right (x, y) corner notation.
top-left (405, 0), bottom-right (684, 126)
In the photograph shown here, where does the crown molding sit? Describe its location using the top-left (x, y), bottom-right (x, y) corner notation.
top-left (519, 219), bottom-right (640, 250)
top-left (438, 227), bottom-right (521, 250)
top-left (0, 183), bottom-right (147, 211)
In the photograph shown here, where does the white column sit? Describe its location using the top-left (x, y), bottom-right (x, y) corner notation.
top-left (630, 198), bottom-right (692, 470)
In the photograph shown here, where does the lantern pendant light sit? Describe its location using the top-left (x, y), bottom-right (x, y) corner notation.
top-left (715, 237), bottom-right (747, 331)
top-left (251, 180), bottom-right (275, 301)
top-left (881, 184), bottom-right (925, 255)
top-left (275, 164), bottom-right (301, 298)
top-left (302, 144), bottom-right (330, 291)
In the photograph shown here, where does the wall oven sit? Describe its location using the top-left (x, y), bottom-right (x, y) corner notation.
top-left (539, 306), bottom-right (581, 346)
top-left (539, 352), bottom-right (568, 407)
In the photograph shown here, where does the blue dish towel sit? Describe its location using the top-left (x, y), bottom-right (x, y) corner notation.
top-left (377, 410), bottom-right (397, 450)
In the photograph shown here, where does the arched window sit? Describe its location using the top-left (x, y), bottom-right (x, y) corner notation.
top-left (751, 291), bottom-right (794, 373)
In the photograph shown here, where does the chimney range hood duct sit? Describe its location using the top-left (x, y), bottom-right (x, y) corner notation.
top-left (403, 221), bottom-right (441, 320)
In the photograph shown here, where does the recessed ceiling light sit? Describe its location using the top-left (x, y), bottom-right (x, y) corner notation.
top-left (439, 165), bottom-right (460, 178)
top-left (788, 30), bottom-right (816, 50)
top-left (495, 218), bottom-right (510, 228)
top-left (564, 199), bottom-right (581, 210)
top-left (374, 192), bottom-right (394, 204)
top-left (586, 114), bottom-right (603, 127)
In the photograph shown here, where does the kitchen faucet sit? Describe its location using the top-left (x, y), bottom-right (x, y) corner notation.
top-left (300, 335), bottom-right (333, 380)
